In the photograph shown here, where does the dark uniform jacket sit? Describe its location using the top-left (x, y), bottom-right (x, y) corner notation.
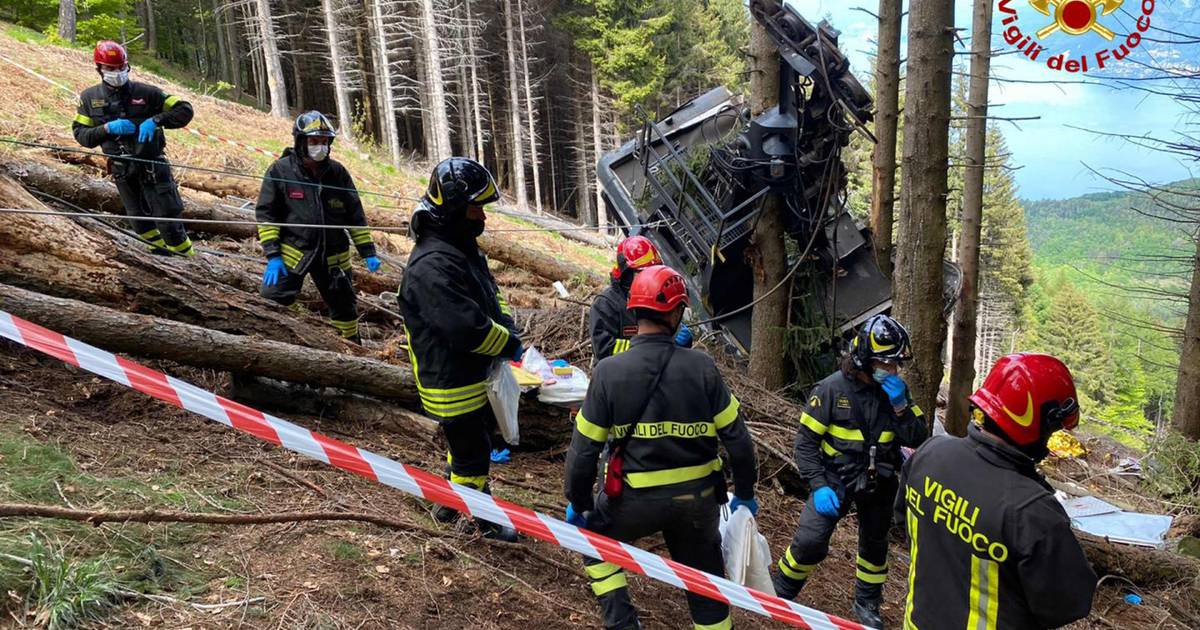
top-left (73, 81), bottom-right (193, 158)
top-left (398, 231), bottom-right (520, 419)
top-left (588, 282), bottom-right (638, 365)
top-left (796, 369), bottom-right (927, 492)
top-left (255, 150), bottom-right (376, 275)
top-left (896, 423), bottom-right (1097, 629)
top-left (565, 335), bottom-right (757, 512)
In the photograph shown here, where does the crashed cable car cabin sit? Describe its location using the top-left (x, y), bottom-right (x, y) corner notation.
top-left (597, 2), bottom-right (960, 383)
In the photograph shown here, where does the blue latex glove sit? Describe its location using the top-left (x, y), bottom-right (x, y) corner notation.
top-left (262, 256), bottom-right (288, 287)
top-left (729, 495), bottom-right (759, 516)
top-left (565, 503), bottom-right (587, 528)
top-left (364, 256), bottom-right (382, 273)
top-left (137, 117), bottom-right (158, 143)
top-left (511, 342), bottom-right (525, 362)
top-left (490, 448), bottom-right (511, 464)
top-left (811, 486), bottom-right (841, 518)
top-left (881, 374), bottom-right (908, 407)
top-left (674, 323), bottom-right (694, 347)
top-left (106, 119), bottom-right (135, 135)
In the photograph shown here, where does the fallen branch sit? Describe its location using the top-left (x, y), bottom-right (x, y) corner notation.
top-left (0, 503), bottom-right (440, 536)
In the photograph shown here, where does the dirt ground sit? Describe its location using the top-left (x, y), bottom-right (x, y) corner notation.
top-left (1, 346), bottom-right (1192, 629)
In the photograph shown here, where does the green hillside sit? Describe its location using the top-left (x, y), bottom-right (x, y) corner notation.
top-left (1024, 184), bottom-right (1196, 310)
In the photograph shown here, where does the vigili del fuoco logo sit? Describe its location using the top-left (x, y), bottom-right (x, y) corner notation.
top-left (999, 0), bottom-right (1158, 73)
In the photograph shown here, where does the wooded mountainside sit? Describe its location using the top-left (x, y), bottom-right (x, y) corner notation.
top-left (2, 0), bottom-right (748, 226)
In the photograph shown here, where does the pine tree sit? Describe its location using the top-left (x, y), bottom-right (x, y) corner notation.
top-left (979, 129), bottom-right (1033, 315)
top-left (1033, 278), bottom-right (1108, 409)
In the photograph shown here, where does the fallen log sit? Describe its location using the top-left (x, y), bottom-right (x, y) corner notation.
top-left (492, 205), bottom-right (620, 250)
top-left (0, 159), bottom-right (256, 239)
top-left (0, 284), bottom-right (573, 449)
top-left (1077, 531), bottom-right (1200, 594)
top-left (0, 177), bottom-right (349, 350)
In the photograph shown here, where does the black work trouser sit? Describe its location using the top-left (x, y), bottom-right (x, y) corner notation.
top-left (582, 482), bottom-right (730, 630)
top-left (439, 406), bottom-right (495, 490)
top-left (774, 476), bottom-right (898, 602)
top-left (261, 260), bottom-right (359, 339)
top-left (112, 158), bottom-right (192, 254)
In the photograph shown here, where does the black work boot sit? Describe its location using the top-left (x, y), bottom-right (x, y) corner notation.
top-left (476, 518), bottom-right (519, 542)
top-left (852, 595), bottom-right (885, 629)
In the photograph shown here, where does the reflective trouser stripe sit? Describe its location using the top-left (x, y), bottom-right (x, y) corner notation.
top-left (449, 471), bottom-right (486, 490)
top-left (166, 237), bottom-right (194, 257)
top-left (777, 547), bottom-right (816, 581)
top-left (856, 568), bottom-right (888, 584)
top-left (904, 509), bottom-right (919, 629)
top-left (331, 318), bottom-right (359, 338)
top-left (967, 554), bottom-right (999, 630)
top-left (694, 616), bottom-right (732, 630)
top-left (856, 554), bottom-right (888, 584)
top-left (139, 228), bottom-right (166, 248)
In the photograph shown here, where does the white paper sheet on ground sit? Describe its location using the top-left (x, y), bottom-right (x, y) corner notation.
top-left (1059, 495), bottom-right (1173, 548)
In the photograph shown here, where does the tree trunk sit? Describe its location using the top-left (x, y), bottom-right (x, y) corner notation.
top-left (419, 0), bottom-right (452, 160)
top-left (143, 0), bottom-right (156, 53)
top-left (368, 0), bottom-right (401, 165)
top-left (503, 0), bottom-right (529, 211)
top-left (516, 0), bottom-right (542, 214)
top-left (746, 0), bottom-right (788, 390)
top-left (212, 0), bottom-right (230, 85)
top-left (458, 60), bottom-right (475, 159)
top-left (253, 0), bottom-right (289, 117)
top-left (892, 0), bottom-right (955, 415)
top-left (57, 0), bottom-right (77, 43)
top-left (222, 0), bottom-right (242, 97)
top-left (465, 0), bottom-right (486, 161)
top-left (870, 0), bottom-right (901, 275)
top-left (575, 91), bottom-right (593, 226)
top-left (321, 0), bottom-right (356, 143)
top-left (590, 69), bottom-right (605, 230)
top-left (1173, 237), bottom-right (1200, 439)
top-left (945, 0), bottom-right (993, 437)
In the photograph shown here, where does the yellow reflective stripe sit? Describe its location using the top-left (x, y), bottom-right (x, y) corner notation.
top-left (449, 472), bottom-right (487, 490)
top-left (163, 94), bottom-right (181, 109)
top-left (257, 225), bottom-right (280, 243)
top-left (828, 424), bottom-right (864, 441)
top-left (74, 113), bottom-right (96, 126)
top-left (799, 412), bottom-right (827, 436)
top-left (421, 394), bottom-right (488, 418)
top-left (585, 562), bottom-right (621, 580)
top-left (880, 431), bottom-right (896, 443)
top-left (331, 318), bottom-right (359, 338)
top-left (497, 293), bottom-right (513, 316)
top-left (472, 320), bottom-right (509, 356)
top-left (694, 616), bottom-right (732, 630)
top-left (713, 396), bottom-right (739, 429)
top-left (821, 441), bottom-right (841, 457)
top-left (325, 251), bottom-right (351, 265)
top-left (575, 411), bottom-right (609, 443)
top-left (857, 555), bottom-right (888, 573)
top-left (611, 421), bottom-right (716, 440)
top-left (624, 459), bottom-right (721, 489)
top-left (590, 571), bottom-right (627, 596)
top-left (778, 547), bottom-right (816, 580)
top-left (967, 554), bottom-right (999, 630)
top-left (280, 243), bottom-right (304, 268)
top-left (166, 237), bottom-right (194, 253)
top-left (904, 509), bottom-right (919, 629)
top-left (612, 339), bottom-right (630, 355)
top-left (911, 404), bottom-right (925, 418)
top-left (349, 229), bottom-right (373, 245)
top-left (856, 568), bottom-right (888, 584)
top-left (419, 383), bottom-right (488, 400)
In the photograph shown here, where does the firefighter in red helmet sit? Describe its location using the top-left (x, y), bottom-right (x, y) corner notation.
top-left (589, 236), bottom-right (693, 365)
top-left (73, 41), bottom-right (196, 256)
top-left (897, 353), bottom-right (1097, 629)
top-left (565, 265), bottom-right (757, 630)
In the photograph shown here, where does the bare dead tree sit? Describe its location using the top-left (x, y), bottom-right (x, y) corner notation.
top-left (870, 0), bottom-right (901, 274)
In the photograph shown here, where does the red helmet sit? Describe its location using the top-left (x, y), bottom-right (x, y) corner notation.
top-left (627, 265), bottom-right (688, 312)
top-left (612, 235), bottom-right (662, 280)
top-left (970, 353), bottom-right (1080, 446)
top-left (94, 41), bottom-right (128, 67)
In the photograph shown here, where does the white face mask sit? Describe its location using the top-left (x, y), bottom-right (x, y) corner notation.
top-left (307, 144), bottom-right (330, 161)
top-left (102, 69), bottom-right (129, 87)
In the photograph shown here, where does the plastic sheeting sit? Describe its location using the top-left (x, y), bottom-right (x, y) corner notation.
top-left (1059, 494), bottom-right (1174, 549)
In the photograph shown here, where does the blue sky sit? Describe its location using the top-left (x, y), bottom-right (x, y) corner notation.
top-left (784, 0), bottom-right (1200, 201)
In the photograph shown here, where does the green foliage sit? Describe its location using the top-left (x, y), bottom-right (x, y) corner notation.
top-left (332, 541), bottom-right (364, 562)
top-left (0, 1), bottom-right (58, 33)
top-left (559, 0), bottom-right (748, 125)
top-left (12, 534), bottom-right (125, 629)
top-left (1143, 432), bottom-right (1200, 507)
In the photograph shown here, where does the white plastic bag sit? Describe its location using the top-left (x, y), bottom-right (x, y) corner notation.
top-left (719, 497), bottom-right (773, 593)
top-left (537, 366), bottom-right (590, 406)
top-left (487, 360), bottom-right (520, 445)
top-left (520, 346), bottom-right (553, 380)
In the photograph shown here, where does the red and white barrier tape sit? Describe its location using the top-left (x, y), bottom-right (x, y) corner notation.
top-left (0, 311), bottom-right (867, 630)
top-left (185, 127), bottom-right (279, 159)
